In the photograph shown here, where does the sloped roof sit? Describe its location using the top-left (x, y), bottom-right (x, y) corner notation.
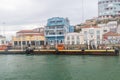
top-left (17, 30), bottom-right (39, 33)
top-left (81, 26), bottom-right (100, 28)
top-left (103, 31), bottom-right (120, 36)
top-left (21, 33), bottom-right (44, 36)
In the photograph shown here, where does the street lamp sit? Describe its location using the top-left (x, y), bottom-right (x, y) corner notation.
top-left (20, 34), bottom-right (23, 50)
top-left (55, 27), bottom-right (57, 49)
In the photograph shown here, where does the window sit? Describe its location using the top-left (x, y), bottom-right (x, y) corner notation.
top-left (77, 40), bottom-right (80, 44)
top-left (72, 36), bottom-right (74, 40)
top-left (60, 40), bottom-right (63, 43)
top-left (22, 41), bottom-right (26, 45)
top-left (1, 40), bottom-right (4, 44)
top-left (77, 36), bottom-right (79, 39)
top-left (67, 41), bottom-right (70, 44)
top-left (104, 30), bottom-right (107, 32)
top-left (72, 41), bottom-right (74, 45)
top-left (50, 21), bottom-right (55, 23)
top-left (97, 31), bottom-right (100, 34)
top-left (89, 29), bottom-right (94, 34)
top-left (14, 41), bottom-right (17, 46)
top-left (97, 41), bottom-right (100, 44)
top-left (67, 36), bottom-right (70, 40)
top-left (97, 35), bottom-right (100, 39)
top-left (57, 20), bottom-right (62, 23)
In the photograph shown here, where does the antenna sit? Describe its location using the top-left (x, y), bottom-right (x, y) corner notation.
top-left (2, 22), bottom-right (5, 37)
top-left (82, 0), bottom-right (84, 22)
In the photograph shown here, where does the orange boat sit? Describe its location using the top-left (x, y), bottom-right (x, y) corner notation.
top-left (0, 45), bottom-right (7, 50)
top-left (57, 44), bottom-right (65, 50)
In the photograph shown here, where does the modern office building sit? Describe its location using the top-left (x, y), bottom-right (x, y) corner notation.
top-left (45, 17), bottom-right (74, 45)
top-left (98, 0), bottom-right (120, 20)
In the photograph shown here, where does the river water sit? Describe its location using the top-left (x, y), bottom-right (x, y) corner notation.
top-left (0, 55), bottom-right (120, 80)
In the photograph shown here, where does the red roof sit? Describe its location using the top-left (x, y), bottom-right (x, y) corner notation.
top-left (21, 34), bottom-right (44, 36)
top-left (81, 26), bottom-right (100, 28)
top-left (103, 31), bottom-right (120, 36)
top-left (17, 30), bottom-right (39, 33)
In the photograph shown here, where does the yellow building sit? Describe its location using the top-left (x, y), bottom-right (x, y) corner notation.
top-left (12, 29), bottom-right (45, 49)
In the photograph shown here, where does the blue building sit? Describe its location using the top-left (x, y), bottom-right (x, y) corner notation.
top-left (45, 17), bottom-right (74, 45)
top-left (98, 0), bottom-right (120, 20)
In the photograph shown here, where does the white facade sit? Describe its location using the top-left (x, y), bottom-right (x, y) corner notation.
top-left (98, 24), bottom-right (110, 34)
top-left (64, 33), bottom-right (84, 45)
top-left (98, 21), bottom-right (118, 33)
top-left (0, 35), bottom-right (6, 45)
top-left (81, 26), bottom-right (103, 49)
top-left (117, 25), bottom-right (120, 33)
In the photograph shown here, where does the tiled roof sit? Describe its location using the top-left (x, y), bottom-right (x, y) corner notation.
top-left (17, 30), bottom-right (39, 33)
top-left (81, 26), bottom-right (100, 28)
top-left (103, 31), bottom-right (120, 36)
top-left (21, 33), bottom-right (44, 36)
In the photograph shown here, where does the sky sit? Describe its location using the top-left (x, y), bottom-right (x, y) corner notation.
top-left (0, 0), bottom-right (98, 39)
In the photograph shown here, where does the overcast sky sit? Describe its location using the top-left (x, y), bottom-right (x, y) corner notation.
top-left (0, 0), bottom-right (98, 39)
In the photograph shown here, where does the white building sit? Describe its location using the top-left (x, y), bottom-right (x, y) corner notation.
top-left (81, 26), bottom-right (103, 49)
top-left (64, 33), bottom-right (84, 45)
top-left (0, 35), bottom-right (6, 45)
top-left (98, 21), bottom-right (117, 33)
top-left (117, 24), bottom-right (120, 33)
top-left (98, 0), bottom-right (120, 20)
top-left (98, 24), bottom-right (110, 34)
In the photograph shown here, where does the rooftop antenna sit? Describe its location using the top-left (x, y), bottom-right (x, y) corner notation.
top-left (2, 22), bottom-right (5, 37)
top-left (82, 0), bottom-right (84, 23)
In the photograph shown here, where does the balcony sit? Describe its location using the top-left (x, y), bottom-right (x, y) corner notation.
top-left (45, 34), bottom-right (65, 37)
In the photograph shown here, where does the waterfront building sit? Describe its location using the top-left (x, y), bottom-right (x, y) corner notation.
top-left (64, 33), bottom-right (84, 45)
top-left (45, 17), bottom-right (74, 46)
top-left (98, 0), bottom-right (120, 20)
top-left (117, 24), bottom-right (120, 33)
top-left (81, 26), bottom-right (103, 49)
top-left (12, 28), bottom-right (45, 49)
top-left (103, 31), bottom-right (120, 46)
top-left (0, 35), bottom-right (6, 45)
top-left (0, 35), bottom-right (7, 50)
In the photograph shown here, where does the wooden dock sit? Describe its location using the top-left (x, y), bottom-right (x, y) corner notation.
top-left (0, 49), bottom-right (119, 56)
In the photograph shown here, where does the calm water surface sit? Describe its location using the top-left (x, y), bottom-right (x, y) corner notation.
top-left (0, 54), bottom-right (120, 80)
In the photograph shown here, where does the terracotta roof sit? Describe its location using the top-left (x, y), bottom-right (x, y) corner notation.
top-left (81, 26), bottom-right (100, 28)
top-left (21, 34), bottom-right (44, 36)
top-left (103, 31), bottom-right (120, 36)
top-left (17, 30), bottom-right (39, 33)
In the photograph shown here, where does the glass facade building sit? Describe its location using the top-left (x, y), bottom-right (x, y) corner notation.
top-left (98, 0), bottom-right (120, 19)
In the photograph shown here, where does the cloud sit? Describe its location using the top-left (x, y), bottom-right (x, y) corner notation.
top-left (0, 0), bottom-right (98, 39)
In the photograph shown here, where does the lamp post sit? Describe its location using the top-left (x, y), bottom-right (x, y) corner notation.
top-left (20, 35), bottom-right (23, 50)
top-left (55, 27), bottom-right (57, 49)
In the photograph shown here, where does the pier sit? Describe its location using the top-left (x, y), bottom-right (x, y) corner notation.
top-left (0, 49), bottom-right (119, 56)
